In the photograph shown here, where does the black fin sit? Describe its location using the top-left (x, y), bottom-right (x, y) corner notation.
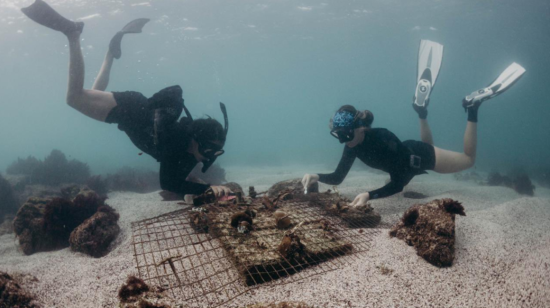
top-left (21, 0), bottom-right (83, 35)
top-left (108, 18), bottom-right (150, 59)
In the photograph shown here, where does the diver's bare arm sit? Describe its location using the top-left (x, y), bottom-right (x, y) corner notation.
top-left (66, 31), bottom-right (116, 122)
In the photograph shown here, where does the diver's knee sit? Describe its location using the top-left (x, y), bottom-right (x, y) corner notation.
top-left (66, 93), bottom-right (81, 108)
top-left (465, 156), bottom-right (476, 169)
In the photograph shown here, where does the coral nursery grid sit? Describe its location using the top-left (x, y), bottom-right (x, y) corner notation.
top-left (131, 201), bottom-right (379, 308)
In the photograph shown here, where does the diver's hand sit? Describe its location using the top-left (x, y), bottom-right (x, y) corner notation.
top-left (301, 174), bottom-right (319, 190)
top-left (350, 192), bottom-right (370, 207)
top-left (210, 186), bottom-right (233, 198)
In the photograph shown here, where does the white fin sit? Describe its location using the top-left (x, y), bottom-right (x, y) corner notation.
top-left (488, 62), bottom-right (526, 94)
top-left (414, 40), bottom-right (444, 107)
top-left (417, 40), bottom-right (444, 85)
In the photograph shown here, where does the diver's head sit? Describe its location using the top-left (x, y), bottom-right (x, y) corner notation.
top-left (329, 105), bottom-right (373, 147)
top-left (190, 118), bottom-right (226, 164)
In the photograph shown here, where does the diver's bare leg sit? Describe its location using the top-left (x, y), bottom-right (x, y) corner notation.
top-left (92, 52), bottom-right (114, 91)
top-left (419, 119), bottom-right (434, 145)
top-left (66, 31), bottom-right (116, 122)
top-left (433, 121), bottom-right (477, 173)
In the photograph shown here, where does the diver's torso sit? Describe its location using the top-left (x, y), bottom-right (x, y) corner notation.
top-left (353, 128), bottom-right (411, 174)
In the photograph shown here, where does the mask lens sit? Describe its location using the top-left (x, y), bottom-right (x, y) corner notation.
top-left (198, 140), bottom-right (224, 158)
top-left (330, 128), bottom-right (354, 143)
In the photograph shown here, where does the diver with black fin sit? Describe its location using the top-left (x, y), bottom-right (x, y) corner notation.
top-left (92, 18), bottom-right (150, 91)
top-left (302, 40), bottom-right (526, 207)
top-left (21, 0), bottom-right (233, 199)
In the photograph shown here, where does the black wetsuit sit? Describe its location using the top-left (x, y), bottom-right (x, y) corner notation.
top-left (318, 128), bottom-right (435, 199)
top-left (105, 85), bottom-right (210, 195)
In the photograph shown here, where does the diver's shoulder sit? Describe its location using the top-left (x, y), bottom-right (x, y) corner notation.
top-left (369, 127), bottom-right (399, 140)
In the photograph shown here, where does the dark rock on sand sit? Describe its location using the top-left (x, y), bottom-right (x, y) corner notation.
top-left (389, 198), bottom-right (466, 267)
top-left (118, 276), bottom-right (150, 303)
top-left (69, 205), bottom-right (120, 258)
top-left (268, 178), bottom-right (318, 197)
top-left (487, 172), bottom-right (535, 196)
top-left (13, 189), bottom-right (105, 255)
top-left (0, 271), bottom-right (40, 308)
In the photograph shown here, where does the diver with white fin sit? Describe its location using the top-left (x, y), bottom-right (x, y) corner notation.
top-left (302, 40), bottom-right (526, 207)
top-left (413, 40), bottom-right (444, 119)
top-left (21, 0), bottom-right (233, 198)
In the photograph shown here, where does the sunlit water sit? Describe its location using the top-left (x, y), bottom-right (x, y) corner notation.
top-left (1, 0), bottom-right (549, 176)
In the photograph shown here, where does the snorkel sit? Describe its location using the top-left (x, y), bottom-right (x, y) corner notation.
top-left (198, 102), bottom-right (228, 172)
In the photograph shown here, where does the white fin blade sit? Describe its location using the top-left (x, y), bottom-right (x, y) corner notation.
top-left (417, 40), bottom-right (444, 86)
top-left (488, 62), bottom-right (526, 92)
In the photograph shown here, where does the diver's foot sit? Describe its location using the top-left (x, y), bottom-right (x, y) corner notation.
top-left (413, 103), bottom-right (428, 119)
top-left (463, 99), bottom-right (481, 123)
top-left (108, 32), bottom-right (124, 59)
top-left (462, 98), bottom-right (482, 112)
top-left (21, 0), bottom-right (84, 36)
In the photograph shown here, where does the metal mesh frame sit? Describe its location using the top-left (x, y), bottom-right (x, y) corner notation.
top-left (131, 195), bottom-right (380, 307)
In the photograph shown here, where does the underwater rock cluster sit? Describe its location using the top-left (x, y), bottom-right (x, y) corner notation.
top-left (0, 272), bottom-right (39, 308)
top-left (487, 172), bottom-right (535, 196)
top-left (7, 150), bottom-right (90, 186)
top-left (118, 276), bottom-right (171, 308)
top-left (389, 198), bottom-right (466, 267)
top-left (13, 189), bottom-right (119, 257)
top-left (0, 173), bottom-right (19, 223)
top-left (69, 204), bottom-right (120, 258)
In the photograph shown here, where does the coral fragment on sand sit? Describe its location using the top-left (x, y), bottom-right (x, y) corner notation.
top-left (13, 189), bottom-right (113, 256)
top-left (0, 271), bottom-right (39, 308)
top-left (69, 205), bottom-right (120, 258)
top-left (118, 276), bottom-right (150, 303)
top-left (389, 198), bottom-right (465, 267)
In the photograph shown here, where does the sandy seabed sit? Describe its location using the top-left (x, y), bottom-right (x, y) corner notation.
top-left (1, 165), bottom-right (549, 308)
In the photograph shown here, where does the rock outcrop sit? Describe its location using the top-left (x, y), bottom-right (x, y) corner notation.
top-left (0, 272), bottom-right (39, 308)
top-left (13, 189), bottom-right (115, 256)
top-left (69, 205), bottom-right (120, 258)
top-left (389, 198), bottom-right (466, 267)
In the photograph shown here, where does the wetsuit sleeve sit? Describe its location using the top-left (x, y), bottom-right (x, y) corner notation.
top-left (368, 173), bottom-right (414, 200)
top-left (318, 146), bottom-right (357, 185)
top-left (159, 160), bottom-right (210, 195)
